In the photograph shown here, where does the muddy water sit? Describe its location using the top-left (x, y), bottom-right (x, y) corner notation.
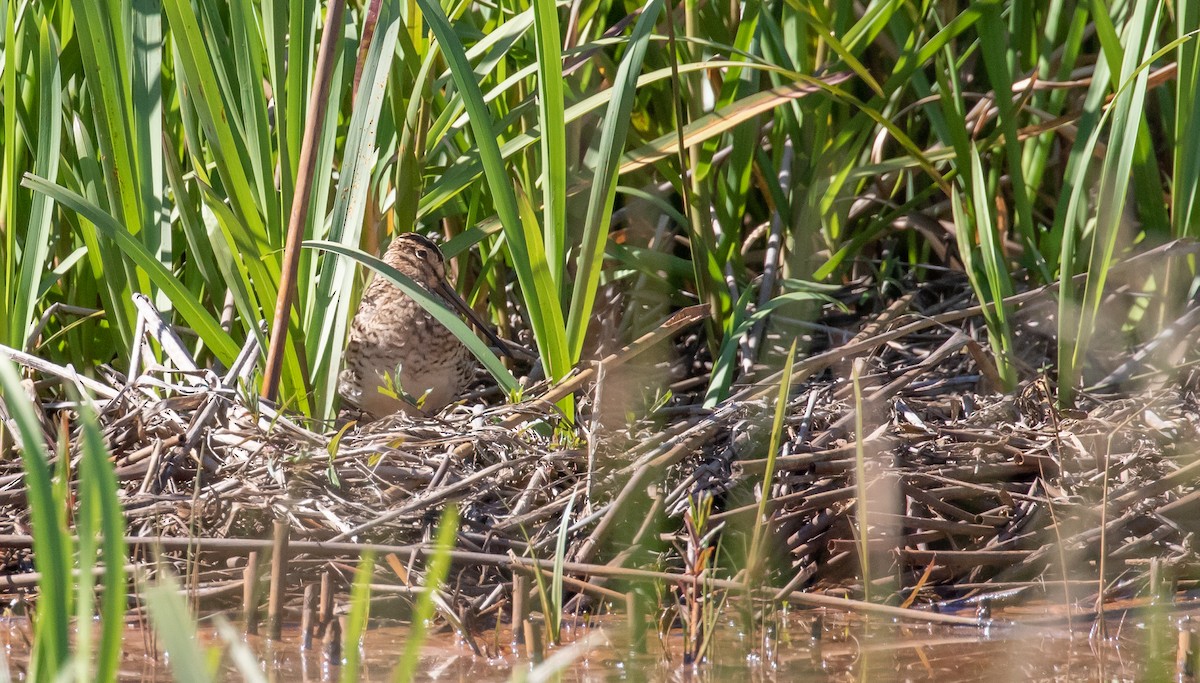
top-left (0, 607), bottom-right (1172, 681)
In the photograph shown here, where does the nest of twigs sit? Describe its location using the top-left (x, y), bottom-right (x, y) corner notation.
top-left (4, 241), bottom-right (1200, 625)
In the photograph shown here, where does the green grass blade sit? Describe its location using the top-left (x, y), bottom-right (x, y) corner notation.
top-left (746, 339), bottom-right (796, 580)
top-left (213, 617), bottom-right (270, 683)
top-left (0, 359), bottom-right (70, 676)
top-left (1173, 3), bottom-right (1200, 237)
top-left (953, 146), bottom-right (1017, 390)
top-left (850, 358), bottom-right (870, 602)
top-left (77, 399), bottom-right (127, 683)
top-left (531, 0), bottom-right (567, 286)
top-left (72, 0), bottom-right (146, 241)
top-left (977, 3), bottom-right (1043, 277)
top-left (132, 0), bottom-right (166, 270)
top-left (705, 290), bottom-right (832, 406)
top-left (1066, 2), bottom-right (1160, 402)
top-left (550, 490), bottom-right (576, 644)
top-left (515, 187), bottom-right (571, 413)
top-left (1, 0), bottom-right (16, 348)
top-left (162, 0), bottom-right (266, 238)
top-left (10, 15), bottom-right (61, 349)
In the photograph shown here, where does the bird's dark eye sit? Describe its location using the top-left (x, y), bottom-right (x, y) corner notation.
top-left (415, 248), bottom-right (428, 260)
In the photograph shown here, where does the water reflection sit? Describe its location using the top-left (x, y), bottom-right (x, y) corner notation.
top-left (0, 607), bottom-right (1157, 681)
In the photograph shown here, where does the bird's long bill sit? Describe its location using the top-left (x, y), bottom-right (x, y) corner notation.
top-left (435, 280), bottom-right (512, 357)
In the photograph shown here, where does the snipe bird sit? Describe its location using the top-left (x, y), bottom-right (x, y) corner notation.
top-left (338, 233), bottom-right (505, 418)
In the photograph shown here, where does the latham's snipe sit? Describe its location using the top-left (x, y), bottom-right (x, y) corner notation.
top-left (338, 233), bottom-right (505, 418)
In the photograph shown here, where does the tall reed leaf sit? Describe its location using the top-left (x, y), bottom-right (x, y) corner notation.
top-left (977, 3), bottom-right (1043, 278)
top-left (414, 0), bottom-right (572, 392)
top-left (1060, 1), bottom-right (1160, 404)
top-left (1173, 4), bottom-right (1200, 238)
top-left (22, 174), bottom-right (241, 365)
top-left (144, 574), bottom-right (216, 683)
top-left (565, 0), bottom-right (665, 361)
top-left (952, 146), bottom-right (1017, 390)
top-left (9, 15), bottom-right (61, 350)
top-left (530, 0), bottom-right (566, 286)
top-left (550, 489), bottom-right (576, 644)
top-left (0, 359), bottom-right (70, 677)
top-left (850, 358), bottom-right (870, 603)
top-left (308, 2), bottom-right (402, 421)
top-left (516, 188), bottom-right (571, 414)
top-left (745, 339), bottom-right (796, 581)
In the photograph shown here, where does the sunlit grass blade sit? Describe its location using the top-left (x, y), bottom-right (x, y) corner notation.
top-left (72, 0), bottom-right (147, 241)
top-left (704, 289), bottom-right (834, 406)
top-left (952, 146), bottom-right (1017, 390)
top-left (977, 3), bottom-right (1043, 278)
top-left (70, 396), bottom-right (128, 682)
top-left (1, 0), bottom-right (16, 348)
top-left (417, 59), bottom-right (805, 221)
top-left (515, 187), bottom-right (571, 414)
top-left (549, 490), bottom-right (576, 644)
top-left (745, 339), bottom-right (796, 581)
top-left (213, 617), bottom-right (269, 683)
top-left (163, 0), bottom-right (268, 240)
top-left (133, 0), bottom-right (166, 248)
top-left (530, 0), bottom-right (566, 286)
top-left (1173, 4), bottom-right (1200, 238)
top-left (618, 77), bottom-right (851, 176)
top-left (1061, 1), bottom-right (1160, 404)
top-left (850, 358), bottom-right (870, 603)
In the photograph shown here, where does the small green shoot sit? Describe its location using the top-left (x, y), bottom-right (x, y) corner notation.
top-left (851, 358), bottom-right (871, 603)
top-left (746, 338), bottom-right (797, 581)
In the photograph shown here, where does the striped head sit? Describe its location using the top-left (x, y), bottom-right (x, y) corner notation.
top-left (382, 232), bottom-right (449, 289)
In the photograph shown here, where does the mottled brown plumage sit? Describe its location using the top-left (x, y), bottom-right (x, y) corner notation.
top-left (338, 233), bottom-right (497, 418)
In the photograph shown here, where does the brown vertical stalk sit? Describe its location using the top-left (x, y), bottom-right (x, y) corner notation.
top-left (260, 0), bottom-right (347, 402)
top-left (243, 551), bottom-right (260, 635)
top-left (625, 591), bottom-right (645, 654)
top-left (324, 615), bottom-right (343, 662)
top-left (267, 520), bottom-right (291, 639)
top-left (301, 583), bottom-right (318, 650)
top-left (318, 569), bottom-right (334, 638)
top-left (511, 575), bottom-right (527, 646)
top-left (523, 617), bottom-right (544, 663)
top-left (1177, 618), bottom-right (1194, 679)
